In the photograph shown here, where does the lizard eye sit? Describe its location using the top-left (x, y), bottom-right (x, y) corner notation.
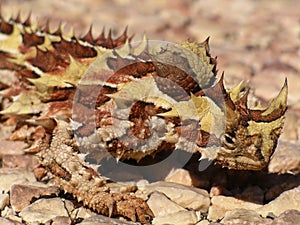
top-left (221, 133), bottom-right (236, 150)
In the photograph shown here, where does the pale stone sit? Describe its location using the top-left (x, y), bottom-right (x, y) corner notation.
top-left (220, 208), bottom-right (272, 225)
top-left (0, 140), bottom-right (26, 158)
top-left (71, 207), bottom-right (97, 220)
top-left (138, 181), bottom-right (210, 212)
top-left (0, 217), bottom-right (23, 225)
top-left (165, 168), bottom-right (210, 188)
top-left (272, 210), bottom-right (300, 225)
top-left (63, 199), bottom-right (75, 215)
top-left (136, 179), bottom-right (149, 187)
top-left (49, 216), bottom-right (72, 225)
top-left (19, 198), bottom-right (73, 224)
top-left (1, 210), bottom-right (23, 224)
top-left (208, 195), bottom-right (262, 221)
top-left (10, 182), bottom-right (60, 212)
top-left (78, 215), bottom-right (139, 224)
top-left (135, 179), bottom-right (150, 200)
top-left (152, 210), bottom-right (198, 225)
top-left (257, 186), bottom-right (300, 217)
top-left (147, 191), bottom-right (187, 217)
top-left (164, 168), bottom-right (195, 186)
top-left (195, 220), bottom-right (211, 225)
top-left (0, 168), bottom-right (36, 193)
top-left (1, 206), bottom-right (14, 217)
top-left (0, 194), bottom-right (9, 210)
top-left (2, 154), bottom-right (39, 170)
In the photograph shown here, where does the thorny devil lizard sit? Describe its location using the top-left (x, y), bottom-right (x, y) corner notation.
top-left (0, 13), bottom-right (287, 223)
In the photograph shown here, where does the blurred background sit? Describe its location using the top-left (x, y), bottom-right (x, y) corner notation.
top-left (2, 0), bottom-right (300, 140)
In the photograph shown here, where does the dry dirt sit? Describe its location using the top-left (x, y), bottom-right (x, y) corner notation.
top-left (0, 0), bottom-right (300, 224)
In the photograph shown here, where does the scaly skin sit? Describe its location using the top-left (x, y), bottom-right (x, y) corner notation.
top-left (0, 13), bottom-right (287, 222)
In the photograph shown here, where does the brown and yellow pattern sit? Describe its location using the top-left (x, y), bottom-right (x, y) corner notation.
top-left (0, 13), bottom-right (287, 223)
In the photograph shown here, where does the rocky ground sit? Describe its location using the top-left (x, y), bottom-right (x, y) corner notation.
top-left (0, 0), bottom-right (300, 224)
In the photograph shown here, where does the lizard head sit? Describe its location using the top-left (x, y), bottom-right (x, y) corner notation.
top-left (199, 77), bottom-right (288, 170)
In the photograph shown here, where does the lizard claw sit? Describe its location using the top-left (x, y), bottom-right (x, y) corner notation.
top-left (111, 193), bottom-right (154, 224)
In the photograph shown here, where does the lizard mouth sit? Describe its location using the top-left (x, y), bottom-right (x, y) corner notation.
top-left (214, 152), bottom-right (269, 171)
